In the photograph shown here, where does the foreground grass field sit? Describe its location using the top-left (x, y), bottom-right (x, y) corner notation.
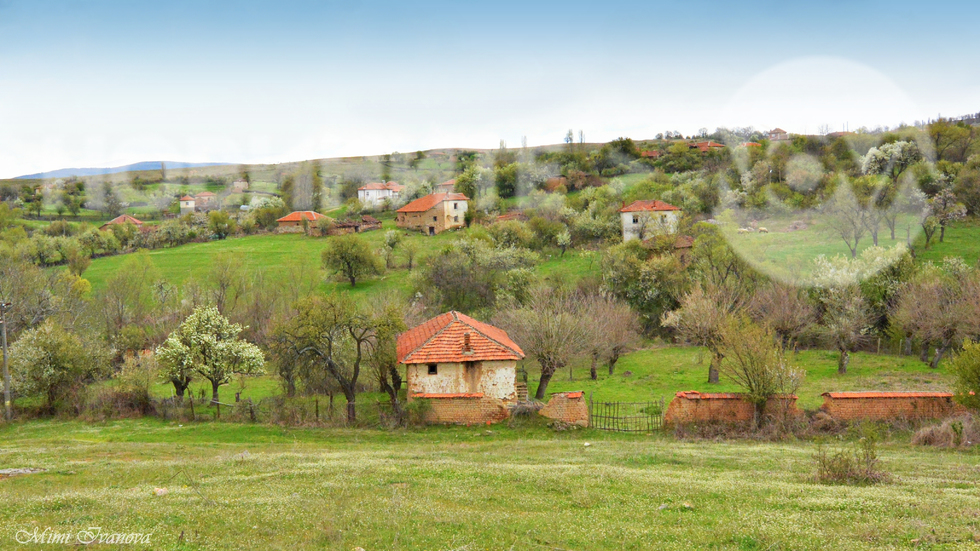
top-left (1, 420), bottom-right (978, 550)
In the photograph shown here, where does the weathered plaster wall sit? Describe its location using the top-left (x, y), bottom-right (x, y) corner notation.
top-left (406, 361), bottom-right (516, 402)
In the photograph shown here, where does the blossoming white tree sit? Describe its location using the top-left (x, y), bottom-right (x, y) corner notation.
top-left (156, 306), bottom-right (265, 404)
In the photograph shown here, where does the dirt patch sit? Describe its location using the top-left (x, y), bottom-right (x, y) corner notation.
top-left (0, 467), bottom-right (46, 480)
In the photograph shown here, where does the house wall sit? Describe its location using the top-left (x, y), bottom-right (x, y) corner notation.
top-left (621, 211), bottom-right (680, 241)
top-left (358, 189), bottom-right (398, 206)
top-left (820, 393), bottom-right (965, 421)
top-left (406, 360), bottom-right (516, 402)
top-left (397, 200), bottom-right (467, 234)
top-left (539, 392), bottom-right (589, 426)
top-left (664, 391), bottom-right (801, 425)
top-left (419, 395), bottom-right (510, 425)
top-left (179, 200), bottom-right (195, 215)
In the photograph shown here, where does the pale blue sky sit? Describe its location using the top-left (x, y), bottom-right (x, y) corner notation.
top-left (1, 0), bottom-right (978, 177)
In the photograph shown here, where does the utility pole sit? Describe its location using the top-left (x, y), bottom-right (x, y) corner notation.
top-left (1, 302), bottom-right (11, 421)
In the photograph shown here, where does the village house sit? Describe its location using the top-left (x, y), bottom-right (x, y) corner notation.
top-left (620, 199), bottom-right (681, 241)
top-left (688, 141), bottom-right (726, 153)
top-left (433, 179), bottom-right (456, 194)
top-left (276, 210), bottom-right (330, 229)
top-left (194, 191), bottom-right (217, 208)
top-left (397, 311), bottom-right (525, 425)
top-left (99, 214), bottom-right (144, 231)
top-left (179, 196), bottom-right (196, 215)
top-left (396, 192), bottom-right (469, 235)
top-left (231, 179), bottom-right (249, 192)
top-left (357, 181), bottom-right (404, 207)
top-left (767, 128), bottom-right (790, 141)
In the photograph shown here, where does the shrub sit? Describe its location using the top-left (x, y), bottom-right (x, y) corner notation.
top-left (813, 426), bottom-right (890, 485)
top-left (912, 416), bottom-right (980, 448)
top-left (950, 340), bottom-right (980, 411)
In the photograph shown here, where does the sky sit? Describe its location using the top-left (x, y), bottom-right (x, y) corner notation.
top-left (1, 0), bottom-right (978, 178)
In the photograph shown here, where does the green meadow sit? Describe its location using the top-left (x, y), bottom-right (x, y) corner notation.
top-left (1, 419), bottom-right (977, 550)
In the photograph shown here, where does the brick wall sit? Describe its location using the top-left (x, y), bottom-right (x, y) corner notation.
top-left (664, 391), bottom-right (801, 425)
top-left (415, 393), bottom-right (510, 425)
top-left (819, 392), bottom-right (967, 421)
top-left (539, 391), bottom-right (589, 427)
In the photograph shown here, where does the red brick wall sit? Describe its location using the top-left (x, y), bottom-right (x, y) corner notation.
top-left (820, 392), bottom-right (966, 421)
top-left (664, 391), bottom-right (800, 425)
top-left (421, 396), bottom-right (509, 425)
top-left (539, 392), bottom-right (588, 426)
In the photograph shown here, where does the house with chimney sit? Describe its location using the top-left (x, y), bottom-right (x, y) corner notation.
top-left (397, 311), bottom-right (525, 424)
top-left (396, 192), bottom-right (469, 235)
top-left (620, 200), bottom-right (682, 241)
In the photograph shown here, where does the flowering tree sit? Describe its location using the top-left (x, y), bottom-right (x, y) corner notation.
top-left (156, 306), bottom-right (265, 404)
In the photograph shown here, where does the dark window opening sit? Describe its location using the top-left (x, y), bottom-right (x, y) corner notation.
top-left (427, 364), bottom-right (438, 375)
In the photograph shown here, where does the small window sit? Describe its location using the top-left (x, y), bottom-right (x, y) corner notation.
top-left (453, 202), bottom-right (458, 209)
top-left (427, 364), bottom-right (438, 375)
top-left (433, 216), bottom-right (437, 222)
top-left (661, 214), bottom-right (667, 220)
top-left (632, 216), bottom-right (639, 224)
top-left (454, 216), bottom-right (459, 222)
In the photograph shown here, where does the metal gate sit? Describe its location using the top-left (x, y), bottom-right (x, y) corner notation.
top-left (588, 395), bottom-right (666, 432)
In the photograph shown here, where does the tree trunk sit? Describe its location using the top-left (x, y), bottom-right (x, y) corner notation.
top-left (940, 224), bottom-right (946, 243)
top-left (920, 342), bottom-right (930, 363)
top-left (608, 352), bottom-right (621, 375)
top-left (285, 377), bottom-right (296, 398)
top-left (931, 343), bottom-right (948, 369)
top-left (708, 351), bottom-right (722, 384)
top-left (838, 349), bottom-right (849, 375)
top-left (590, 353), bottom-right (598, 380)
top-left (754, 401), bottom-right (766, 429)
top-left (211, 380), bottom-right (221, 405)
top-left (535, 364), bottom-right (556, 400)
top-left (903, 336), bottom-right (912, 357)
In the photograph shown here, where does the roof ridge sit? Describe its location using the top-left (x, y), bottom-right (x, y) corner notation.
top-left (453, 312), bottom-right (524, 358)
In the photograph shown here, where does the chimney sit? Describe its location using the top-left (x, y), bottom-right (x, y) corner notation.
top-left (463, 332), bottom-right (472, 354)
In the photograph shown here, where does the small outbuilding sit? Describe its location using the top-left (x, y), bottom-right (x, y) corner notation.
top-left (276, 211), bottom-right (330, 228)
top-left (99, 214), bottom-right (144, 231)
top-left (620, 199), bottom-right (681, 241)
top-left (397, 311), bottom-right (524, 424)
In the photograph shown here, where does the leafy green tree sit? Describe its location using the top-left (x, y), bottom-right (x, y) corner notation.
top-left (101, 182), bottom-right (122, 218)
top-left (156, 306), bottom-right (265, 403)
top-left (322, 233), bottom-right (382, 287)
top-left (815, 285), bottom-right (871, 374)
top-left (10, 320), bottom-right (110, 410)
top-left (950, 339), bottom-right (980, 411)
top-left (208, 210), bottom-right (236, 239)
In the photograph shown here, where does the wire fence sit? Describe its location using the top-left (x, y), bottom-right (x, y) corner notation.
top-left (589, 396), bottom-right (666, 432)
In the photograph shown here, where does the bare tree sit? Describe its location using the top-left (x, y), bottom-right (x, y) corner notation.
top-left (748, 283), bottom-right (816, 349)
top-left (579, 293), bottom-right (640, 379)
top-left (493, 287), bottom-right (589, 399)
top-left (826, 180), bottom-right (868, 258)
top-left (662, 284), bottom-right (744, 383)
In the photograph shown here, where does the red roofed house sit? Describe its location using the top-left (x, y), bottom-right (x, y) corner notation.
top-left (397, 311), bottom-right (525, 424)
top-left (619, 200), bottom-right (682, 241)
top-left (689, 141), bottom-right (726, 153)
top-left (276, 211), bottom-right (330, 229)
top-left (357, 181), bottom-right (405, 207)
top-left (99, 214), bottom-right (144, 231)
top-left (433, 179), bottom-right (456, 194)
top-left (767, 128), bottom-right (790, 142)
top-left (194, 191), bottom-right (217, 209)
top-left (179, 195), bottom-right (196, 215)
top-left (396, 192), bottom-right (469, 235)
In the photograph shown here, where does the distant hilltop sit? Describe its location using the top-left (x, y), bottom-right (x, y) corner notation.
top-left (14, 161), bottom-right (233, 180)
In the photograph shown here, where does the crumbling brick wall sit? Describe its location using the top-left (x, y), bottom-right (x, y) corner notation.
top-left (664, 391), bottom-right (800, 425)
top-left (820, 392), bottom-right (966, 420)
top-left (415, 393), bottom-right (510, 425)
top-left (539, 391), bottom-right (589, 426)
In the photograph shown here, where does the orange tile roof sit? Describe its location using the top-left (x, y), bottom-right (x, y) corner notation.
top-left (620, 200), bottom-right (681, 213)
top-left (412, 392), bottom-right (484, 399)
top-left (821, 391), bottom-right (953, 399)
top-left (276, 211), bottom-right (330, 223)
top-left (436, 179), bottom-right (456, 189)
top-left (397, 311), bottom-right (524, 364)
top-left (396, 192), bottom-right (469, 213)
top-left (690, 141), bottom-right (726, 152)
top-left (741, 142), bottom-right (762, 147)
top-left (180, 195), bottom-right (195, 201)
top-left (675, 390), bottom-right (798, 400)
top-left (640, 150), bottom-right (661, 158)
top-left (103, 214), bottom-right (143, 226)
top-left (559, 391), bottom-right (584, 399)
top-left (195, 191), bottom-right (216, 197)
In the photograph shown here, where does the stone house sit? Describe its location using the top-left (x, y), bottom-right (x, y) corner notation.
top-left (396, 192), bottom-right (469, 235)
top-left (357, 181), bottom-right (404, 207)
top-left (179, 196), bottom-right (196, 215)
top-left (194, 191), bottom-right (217, 209)
top-left (231, 179), bottom-right (249, 192)
top-left (276, 210), bottom-right (330, 229)
top-left (620, 200), bottom-right (681, 241)
top-left (767, 128), bottom-right (790, 142)
top-left (397, 311), bottom-right (525, 424)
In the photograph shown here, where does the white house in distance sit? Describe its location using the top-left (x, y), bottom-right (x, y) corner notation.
top-left (357, 181), bottom-right (405, 207)
top-left (620, 200), bottom-right (682, 241)
top-left (768, 128), bottom-right (790, 142)
top-left (179, 195), bottom-right (196, 215)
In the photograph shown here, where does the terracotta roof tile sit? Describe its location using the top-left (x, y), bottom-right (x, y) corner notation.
top-left (277, 211), bottom-right (330, 223)
top-left (620, 200), bottom-right (681, 213)
top-left (675, 390), bottom-right (798, 400)
top-left (359, 181), bottom-right (404, 191)
top-left (821, 391), bottom-right (953, 399)
top-left (180, 195), bottom-right (195, 201)
top-left (103, 214), bottom-right (143, 226)
top-left (396, 193), bottom-right (469, 213)
top-left (397, 311), bottom-right (524, 364)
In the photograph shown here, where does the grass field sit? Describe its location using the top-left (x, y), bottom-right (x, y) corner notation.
top-left (80, 219), bottom-right (600, 296)
top-left (1, 419), bottom-right (978, 550)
